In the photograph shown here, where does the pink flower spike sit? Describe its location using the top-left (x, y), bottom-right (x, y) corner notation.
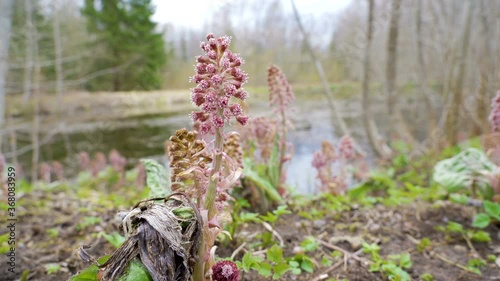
top-left (490, 91), bottom-right (500, 133)
top-left (190, 33), bottom-right (250, 135)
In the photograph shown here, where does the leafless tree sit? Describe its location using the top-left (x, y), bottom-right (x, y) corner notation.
top-left (53, 0), bottom-right (65, 111)
top-left (0, 0), bottom-right (14, 127)
top-left (414, 0), bottom-right (437, 137)
top-left (290, 0), bottom-right (366, 156)
top-left (363, 0), bottom-right (392, 158)
top-left (445, 0), bottom-right (474, 145)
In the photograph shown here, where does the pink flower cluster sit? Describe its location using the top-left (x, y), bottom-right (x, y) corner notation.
top-left (191, 34), bottom-right (249, 135)
top-left (490, 91), bottom-right (500, 133)
top-left (211, 260), bottom-right (240, 281)
top-left (268, 65), bottom-right (294, 112)
top-left (312, 136), bottom-right (356, 195)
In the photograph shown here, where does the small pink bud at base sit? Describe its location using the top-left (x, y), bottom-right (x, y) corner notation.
top-left (211, 260), bottom-right (240, 281)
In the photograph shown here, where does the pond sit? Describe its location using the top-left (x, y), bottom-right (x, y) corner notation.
top-left (6, 95), bottom-right (430, 194)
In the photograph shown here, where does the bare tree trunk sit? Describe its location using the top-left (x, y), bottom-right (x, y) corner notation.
top-left (22, 0), bottom-right (35, 104)
top-left (385, 0), bottom-right (417, 146)
top-left (445, 1), bottom-right (473, 145)
top-left (415, 0), bottom-right (437, 136)
top-left (53, 1), bottom-right (64, 112)
top-left (386, 0), bottom-right (401, 118)
top-left (363, 0), bottom-right (392, 158)
top-left (473, 0), bottom-right (492, 134)
top-left (26, 0), bottom-right (40, 181)
top-left (0, 0), bottom-right (14, 127)
top-left (290, 0), bottom-right (366, 156)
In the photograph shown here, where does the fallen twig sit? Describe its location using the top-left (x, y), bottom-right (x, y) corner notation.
top-left (262, 222), bottom-right (284, 247)
top-left (430, 251), bottom-right (481, 276)
top-left (316, 238), bottom-right (371, 265)
top-left (310, 248), bottom-right (365, 281)
top-left (230, 242), bottom-right (247, 260)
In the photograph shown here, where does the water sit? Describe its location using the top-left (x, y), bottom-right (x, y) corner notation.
top-left (3, 96), bottom-right (429, 194)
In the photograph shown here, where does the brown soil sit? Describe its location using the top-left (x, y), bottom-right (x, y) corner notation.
top-left (1, 191), bottom-right (499, 281)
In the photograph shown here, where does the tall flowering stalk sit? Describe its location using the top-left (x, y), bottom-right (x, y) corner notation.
top-left (267, 65), bottom-right (295, 190)
top-left (191, 33), bottom-right (248, 219)
top-left (490, 91), bottom-right (500, 133)
top-left (190, 33), bottom-right (248, 280)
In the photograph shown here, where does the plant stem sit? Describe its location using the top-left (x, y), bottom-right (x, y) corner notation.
top-left (205, 107), bottom-right (224, 220)
top-left (193, 239), bottom-right (206, 281)
top-left (278, 94), bottom-right (287, 182)
top-left (194, 108), bottom-right (225, 281)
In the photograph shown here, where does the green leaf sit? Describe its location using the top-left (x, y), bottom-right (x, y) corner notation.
top-left (243, 159), bottom-right (283, 203)
top-left (70, 256), bottom-right (110, 281)
top-left (45, 263), bottom-right (62, 274)
top-left (239, 212), bottom-right (263, 223)
top-left (101, 232), bottom-right (126, 248)
top-left (141, 159), bottom-right (171, 198)
top-left (484, 201), bottom-right (500, 221)
top-left (449, 193), bottom-right (469, 205)
top-left (272, 262), bottom-right (290, 279)
top-left (300, 236), bottom-right (319, 252)
top-left (470, 230), bottom-right (491, 242)
top-left (241, 252), bottom-right (262, 272)
top-left (398, 253), bottom-right (412, 269)
top-left (119, 261), bottom-right (153, 281)
top-left (446, 222), bottom-right (464, 234)
top-left (273, 205), bottom-right (292, 216)
top-left (267, 245), bottom-right (284, 263)
top-left (260, 212), bottom-right (278, 223)
top-left (321, 256), bottom-right (332, 267)
top-left (300, 258), bottom-right (315, 273)
top-left (255, 262), bottom-right (272, 277)
top-left (420, 273), bottom-right (434, 281)
top-left (417, 237), bottom-right (431, 253)
top-left (362, 242), bottom-right (380, 256)
top-left (433, 148), bottom-right (496, 196)
top-left (472, 213), bottom-right (491, 229)
top-left (267, 135), bottom-right (281, 187)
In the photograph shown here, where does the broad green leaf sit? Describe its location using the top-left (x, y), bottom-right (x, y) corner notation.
top-left (449, 193), bottom-right (469, 205)
top-left (398, 253), bottom-right (412, 269)
top-left (267, 245), bottom-right (284, 263)
top-left (243, 159), bottom-right (283, 203)
top-left (267, 135), bottom-right (281, 187)
top-left (472, 213), bottom-right (491, 228)
top-left (272, 262), bottom-right (291, 279)
top-left (255, 262), bottom-right (272, 277)
top-left (299, 258), bottom-right (314, 273)
top-left (71, 256), bottom-right (110, 281)
top-left (241, 252), bottom-right (262, 272)
top-left (119, 261), bottom-right (153, 281)
top-left (484, 201), bottom-right (500, 221)
top-left (71, 259), bottom-right (152, 281)
top-left (141, 159), bottom-right (171, 198)
top-left (433, 148), bottom-right (496, 196)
